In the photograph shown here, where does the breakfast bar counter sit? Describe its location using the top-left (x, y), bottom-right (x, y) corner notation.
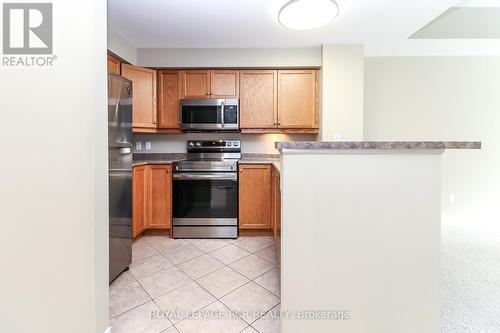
top-left (276, 141), bottom-right (480, 333)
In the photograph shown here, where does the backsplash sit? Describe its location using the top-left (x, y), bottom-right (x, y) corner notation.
top-left (133, 133), bottom-right (318, 154)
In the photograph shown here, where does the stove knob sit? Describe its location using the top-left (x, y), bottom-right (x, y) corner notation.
top-left (233, 142), bottom-right (239, 147)
top-left (227, 142), bottom-right (232, 147)
top-left (195, 142), bottom-right (201, 147)
top-left (188, 142), bottom-right (194, 147)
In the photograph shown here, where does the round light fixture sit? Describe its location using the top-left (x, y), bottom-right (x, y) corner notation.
top-left (278, 0), bottom-right (339, 30)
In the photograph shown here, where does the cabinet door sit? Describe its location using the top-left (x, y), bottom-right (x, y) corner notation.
top-left (121, 64), bottom-right (157, 129)
top-left (272, 168), bottom-right (281, 265)
top-left (158, 71), bottom-right (181, 129)
top-left (240, 70), bottom-right (277, 129)
top-left (239, 164), bottom-right (272, 229)
top-left (132, 166), bottom-right (147, 238)
top-left (107, 53), bottom-right (120, 75)
top-left (278, 69), bottom-right (318, 128)
top-left (148, 165), bottom-right (172, 229)
top-left (211, 70), bottom-right (239, 98)
top-left (181, 70), bottom-right (211, 98)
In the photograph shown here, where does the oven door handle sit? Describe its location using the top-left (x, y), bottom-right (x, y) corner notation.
top-left (173, 172), bottom-right (237, 181)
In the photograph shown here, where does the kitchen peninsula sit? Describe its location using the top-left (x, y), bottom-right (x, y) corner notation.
top-left (276, 141), bottom-right (481, 333)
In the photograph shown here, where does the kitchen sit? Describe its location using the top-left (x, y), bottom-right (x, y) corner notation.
top-left (107, 53), bottom-right (316, 331)
top-left (104, 0), bottom-right (489, 332)
top-left (2, 1), bottom-right (494, 333)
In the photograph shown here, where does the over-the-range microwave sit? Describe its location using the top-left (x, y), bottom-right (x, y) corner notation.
top-left (180, 98), bottom-right (239, 131)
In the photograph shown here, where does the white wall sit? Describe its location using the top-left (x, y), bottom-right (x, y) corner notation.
top-left (134, 133), bottom-right (317, 154)
top-left (281, 150), bottom-right (441, 332)
top-left (321, 45), bottom-right (365, 141)
top-left (364, 56), bottom-right (500, 228)
top-left (108, 28), bottom-right (137, 64)
top-left (137, 47), bottom-right (321, 68)
top-left (0, 1), bottom-right (108, 332)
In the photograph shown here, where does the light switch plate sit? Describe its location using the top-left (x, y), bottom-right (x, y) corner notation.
top-left (135, 142), bottom-right (142, 150)
top-left (145, 141), bottom-right (152, 150)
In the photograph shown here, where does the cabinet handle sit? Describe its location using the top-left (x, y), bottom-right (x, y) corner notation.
top-left (273, 121), bottom-right (277, 125)
top-left (240, 169), bottom-right (244, 173)
top-left (278, 121), bottom-right (281, 125)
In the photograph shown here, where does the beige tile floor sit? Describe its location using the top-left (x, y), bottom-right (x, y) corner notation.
top-left (110, 236), bottom-right (281, 333)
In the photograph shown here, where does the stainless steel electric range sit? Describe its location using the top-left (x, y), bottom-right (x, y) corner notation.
top-left (172, 140), bottom-right (240, 238)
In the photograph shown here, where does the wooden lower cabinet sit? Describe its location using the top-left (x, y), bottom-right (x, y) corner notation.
top-left (271, 167), bottom-right (281, 264)
top-left (148, 165), bottom-right (172, 229)
top-left (132, 165), bottom-right (148, 238)
top-left (238, 164), bottom-right (272, 229)
top-left (132, 164), bottom-right (172, 238)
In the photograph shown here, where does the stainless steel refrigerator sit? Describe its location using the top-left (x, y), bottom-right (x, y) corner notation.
top-left (108, 74), bottom-right (133, 282)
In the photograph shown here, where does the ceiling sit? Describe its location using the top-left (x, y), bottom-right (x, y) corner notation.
top-left (108, 0), bottom-right (459, 48)
top-left (411, 6), bottom-right (500, 39)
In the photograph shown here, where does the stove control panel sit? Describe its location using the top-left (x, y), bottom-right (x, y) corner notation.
top-left (186, 140), bottom-right (240, 152)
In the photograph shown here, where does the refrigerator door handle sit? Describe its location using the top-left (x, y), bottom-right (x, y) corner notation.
top-left (119, 147), bottom-right (131, 154)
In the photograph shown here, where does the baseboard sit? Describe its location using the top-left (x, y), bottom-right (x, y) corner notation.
top-left (239, 229), bottom-right (273, 236)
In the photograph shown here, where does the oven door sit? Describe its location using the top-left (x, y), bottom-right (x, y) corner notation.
top-left (172, 172), bottom-right (238, 226)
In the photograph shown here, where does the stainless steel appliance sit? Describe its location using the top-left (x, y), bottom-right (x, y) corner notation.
top-left (172, 140), bottom-right (241, 238)
top-left (180, 98), bottom-right (239, 131)
top-left (108, 74), bottom-right (133, 282)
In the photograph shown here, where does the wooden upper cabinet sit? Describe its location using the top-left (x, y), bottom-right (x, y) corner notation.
top-left (132, 166), bottom-right (148, 238)
top-left (148, 165), bottom-right (172, 229)
top-left (240, 70), bottom-right (277, 129)
top-left (158, 70), bottom-right (181, 129)
top-left (278, 69), bottom-right (318, 129)
top-left (210, 70), bottom-right (239, 98)
top-left (121, 64), bottom-right (157, 129)
top-left (239, 164), bottom-right (272, 229)
top-left (107, 53), bottom-right (120, 75)
top-left (181, 70), bottom-right (211, 98)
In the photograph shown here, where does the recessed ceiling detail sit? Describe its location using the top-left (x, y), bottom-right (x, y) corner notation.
top-left (411, 7), bottom-right (500, 39)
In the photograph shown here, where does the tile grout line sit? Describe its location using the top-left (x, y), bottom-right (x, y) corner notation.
top-left (126, 263), bottom-right (177, 329)
top-left (169, 240), bottom-right (274, 329)
top-left (125, 236), bottom-right (280, 332)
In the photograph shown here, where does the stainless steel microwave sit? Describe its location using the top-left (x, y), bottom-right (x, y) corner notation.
top-left (180, 98), bottom-right (239, 131)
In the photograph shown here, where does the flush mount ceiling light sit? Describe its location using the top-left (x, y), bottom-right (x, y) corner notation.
top-left (278, 0), bottom-right (339, 30)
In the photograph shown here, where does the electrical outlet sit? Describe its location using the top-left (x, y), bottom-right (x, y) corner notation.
top-left (334, 133), bottom-right (341, 141)
top-left (135, 142), bottom-right (142, 150)
top-left (449, 194), bottom-right (456, 204)
top-left (145, 141), bottom-right (152, 150)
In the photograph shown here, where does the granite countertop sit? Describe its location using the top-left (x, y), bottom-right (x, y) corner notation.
top-left (132, 153), bottom-right (186, 166)
top-left (275, 141), bottom-right (481, 151)
top-left (133, 153), bottom-right (281, 173)
top-left (238, 154), bottom-right (281, 173)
